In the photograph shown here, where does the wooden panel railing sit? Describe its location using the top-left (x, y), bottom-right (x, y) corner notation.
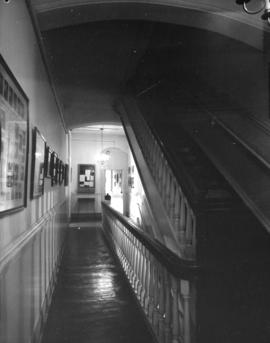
top-left (120, 98), bottom-right (197, 259)
top-left (102, 201), bottom-right (198, 343)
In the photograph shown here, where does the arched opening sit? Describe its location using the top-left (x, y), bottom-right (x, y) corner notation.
top-left (69, 124), bottom-right (129, 219)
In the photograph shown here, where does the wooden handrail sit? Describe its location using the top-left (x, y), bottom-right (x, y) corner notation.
top-left (102, 201), bottom-right (198, 343)
top-left (102, 202), bottom-right (199, 279)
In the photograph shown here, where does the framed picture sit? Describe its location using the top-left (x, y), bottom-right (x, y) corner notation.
top-left (0, 55), bottom-right (29, 216)
top-left (44, 145), bottom-right (52, 179)
top-left (64, 164), bottom-right (69, 186)
top-left (58, 160), bottom-right (64, 185)
top-left (30, 127), bottom-right (45, 199)
top-left (50, 151), bottom-right (56, 186)
top-left (50, 152), bottom-right (58, 186)
top-left (78, 164), bottom-right (95, 193)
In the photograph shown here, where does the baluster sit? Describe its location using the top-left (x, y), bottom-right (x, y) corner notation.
top-left (179, 199), bottom-right (186, 243)
top-left (127, 233), bottom-right (133, 279)
top-left (120, 232), bottom-right (125, 267)
top-left (125, 231), bottom-right (131, 272)
top-left (133, 238), bottom-right (139, 290)
top-left (171, 276), bottom-right (180, 343)
top-left (130, 236), bottom-right (137, 287)
top-left (118, 229), bottom-right (123, 263)
top-left (164, 168), bottom-right (170, 212)
top-left (173, 187), bottom-right (181, 236)
top-left (148, 255), bottom-right (155, 325)
top-left (190, 216), bottom-right (196, 260)
top-left (180, 280), bottom-right (191, 343)
top-left (137, 242), bottom-right (143, 300)
top-left (139, 246), bottom-right (147, 306)
top-left (186, 209), bottom-right (192, 245)
top-left (125, 233), bottom-right (132, 280)
top-left (134, 240), bottom-right (140, 295)
top-left (122, 230), bottom-right (127, 265)
top-left (164, 270), bottom-right (172, 343)
top-left (157, 266), bottom-right (166, 343)
top-left (143, 250), bottom-right (151, 315)
top-left (152, 262), bottom-right (160, 336)
top-left (168, 177), bottom-right (176, 221)
top-left (121, 230), bottom-right (127, 272)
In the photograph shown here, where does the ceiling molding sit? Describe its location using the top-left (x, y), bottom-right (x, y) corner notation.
top-left (33, 1), bottom-right (269, 50)
top-left (32, 0), bottom-right (270, 34)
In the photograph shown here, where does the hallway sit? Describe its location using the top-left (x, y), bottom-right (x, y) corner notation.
top-left (3, 2), bottom-right (270, 343)
top-left (41, 223), bottom-right (156, 343)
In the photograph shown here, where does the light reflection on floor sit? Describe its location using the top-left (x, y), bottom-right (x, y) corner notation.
top-left (93, 270), bottom-right (116, 298)
top-left (42, 226), bottom-right (155, 343)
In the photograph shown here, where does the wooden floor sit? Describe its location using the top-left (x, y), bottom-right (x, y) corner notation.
top-left (42, 224), bottom-right (155, 343)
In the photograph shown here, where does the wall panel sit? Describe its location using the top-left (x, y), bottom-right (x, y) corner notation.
top-left (0, 200), bottom-right (67, 343)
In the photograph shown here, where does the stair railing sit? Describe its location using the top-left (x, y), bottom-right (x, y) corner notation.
top-left (102, 201), bottom-right (198, 343)
top-left (119, 97), bottom-right (197, 260)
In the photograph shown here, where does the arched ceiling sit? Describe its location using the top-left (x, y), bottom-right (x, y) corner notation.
top-left (32, 0), bottom-right (270, 49)
top-left (29, 0), bottom-right (270, 129)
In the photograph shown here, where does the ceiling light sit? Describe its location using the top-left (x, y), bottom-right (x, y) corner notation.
top-left (97, 127), bottom-right (110, 167)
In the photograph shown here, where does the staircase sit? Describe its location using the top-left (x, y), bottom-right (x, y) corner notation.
top-left (111, 82), bottom-right (270, 343)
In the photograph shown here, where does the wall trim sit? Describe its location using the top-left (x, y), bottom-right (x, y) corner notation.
top-left (31, 241), bottom-right (66, 343)
top-left (0, 200), bottom-right (67, 275)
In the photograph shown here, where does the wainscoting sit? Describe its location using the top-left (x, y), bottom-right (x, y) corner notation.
top-left (0, 199), bottom-right (68, 343)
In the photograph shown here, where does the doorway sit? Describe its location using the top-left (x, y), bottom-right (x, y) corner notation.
top-left (105, 169), bottom-right (123, 213)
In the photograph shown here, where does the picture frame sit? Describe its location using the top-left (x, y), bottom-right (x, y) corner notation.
top-left (0, 55), bottom-right (29, 216)
top-left (51, 152), bottom-right (58, 186)
top-left (58, 160), bottom-right (64, 185)
top-left (78, 164), bottom-right (95, 193)
top-left (50, 151), bottom-right (56, 186)
top-left (55, 157), bottom-right (60, 186)
top-left (44, 145), bottom-right (52, 179)
top-left (30, 127), bottom-right (45, 199)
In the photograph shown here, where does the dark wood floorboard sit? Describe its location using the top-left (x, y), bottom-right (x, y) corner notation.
top-left (42, 226), bottom-right (155, 343)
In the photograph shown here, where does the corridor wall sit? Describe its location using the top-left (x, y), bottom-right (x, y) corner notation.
top-left (0, 2), bottom-right (68, 343)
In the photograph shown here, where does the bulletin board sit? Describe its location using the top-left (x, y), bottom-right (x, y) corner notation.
top-left (78, 164), bottom-right (95, 193)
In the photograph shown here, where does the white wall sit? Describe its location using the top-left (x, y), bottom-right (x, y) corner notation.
top-left (126, 150), bottom-right (158, 238)
top-left (0, 2), bottom-right (68, 343)
top-left (71, 130), bottom-right (128, 213)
